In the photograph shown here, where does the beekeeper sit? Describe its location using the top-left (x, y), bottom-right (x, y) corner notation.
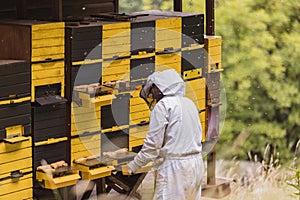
top-left (127, 69), bottom-right (204, 200)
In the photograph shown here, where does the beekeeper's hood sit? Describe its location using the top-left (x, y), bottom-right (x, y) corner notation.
top-left (140, 69), bottom-right (185, 100)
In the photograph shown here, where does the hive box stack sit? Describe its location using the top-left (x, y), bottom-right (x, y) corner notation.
top-left (64, 11), bottom-right (207, 154)
top-left (128, 16), bottom-right (156, 151)
top-left (204, 36), bottom-right (222, 140)
top-left (100, 21), bottom-right (131, 154)
top-left (139, 11), bottom-right (207, 141)
top-left (0, 8), bottom-right (216, 198)
top-left (65, 23), bottom-right (103, 162)
top-left (0, 20), bottom-right (72, 198)
top-left (0, 60), bottom-right (32, 200)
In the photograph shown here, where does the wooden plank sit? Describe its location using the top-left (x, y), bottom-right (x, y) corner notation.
top-left (173, 0), bottom-right (182, 12)
top-left (52, 0), bottom-right (63, 21)
top-left (0, 25), bottom-right (31, 60)
top-left (206, 0), bottom-right (215, 35)
top-left (207, 146), bottom-right (216, 184)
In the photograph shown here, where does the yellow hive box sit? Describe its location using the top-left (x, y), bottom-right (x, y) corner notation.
top-left (130, 89), bottom-right (150, 125)
top-left (206, 45), bottom-right (221, 56)
top-left (31, 22), bottom-right (65, 62)
top-left (185, 78), bottom-right (206, 111)
top-left (71, 102), bottom-right (101, 136)
top-left (102, 22), bottom-right (130, 59)
top-left (0, 188), bottom-right (32, 200)
top-left (129, 112), bottom-right (150, 126)
top-left (71, 134), bottom-right (101, 161)
top-left (204, 35), bottom-right (222, 73)
top-left (185, 79), bottom-right (206, 95)
top-left (204, 35), bottom-right (222, 47)
top-left (129, 118), bottom-right (149, 151)
top-left (186, 77), bottom-right (206, 89)
top-left (0, 172), bottom-right (32, 200)
top-left (102, 58), bottom-right (130, 84)
top-left (31, 60), bottom-right (65, 101)
top-left (129, 139), bottom-right (144, 151)
top-left (77, 92), bottom-right (114, 108)
top-left (156, 39), bottom-right (181, 52)
top-left (155, 51), bottom-right (181, 73)
top-left (156, 18), bottom-right (182, 51)
top-left (156, 17), bottom-right (182, 29)
top-left (73, 163), bottom-right (114, 180)
top-left (0, 159), bottom-right (32, 179)
top-left (80, 167), bottom-right (114, 180)
top-left (0, 137), bottom-right (32, 165)
top-left (186, 88), bottom-right (206, 102)
top-left (36, 168), bottom-right (80, 189)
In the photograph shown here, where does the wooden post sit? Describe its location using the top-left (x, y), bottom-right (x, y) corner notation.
top-left (207, 146), bottom-right (216, 184)
top-left (96, 178), bottom-right (107, 194)
top-left (173, 0), bottom-right (182, 12)
top-left (205, 0), bottom-right (216, 186)
top-left (205, 0), bottom-right (215, 35)
top-left (52, 0), bottom-right (63, 21)
top-left (115, 0), bottom-right (119, 13)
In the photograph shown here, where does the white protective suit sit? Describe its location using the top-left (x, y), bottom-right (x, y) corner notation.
top-left (128, 69), bottom-right (204, 200)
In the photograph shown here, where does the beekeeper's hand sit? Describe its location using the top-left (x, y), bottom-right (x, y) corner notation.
top-left (126, 164), bottom-right (134, 175)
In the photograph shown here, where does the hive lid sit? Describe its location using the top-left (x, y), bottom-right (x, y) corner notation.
top-left (36, 95), bottom-right (67, 106)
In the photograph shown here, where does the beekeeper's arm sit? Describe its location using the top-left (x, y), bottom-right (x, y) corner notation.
top-left (127, 103), bottom-right (168, 173)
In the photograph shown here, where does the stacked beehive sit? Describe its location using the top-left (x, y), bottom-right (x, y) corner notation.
top-left (0, 10), bottom-right (222, 199)
top-left (0, 60), bottom-right (32, 200)
top-left (64, 12), bottom-right (207, 159)
top-left (0, 20), bottom-right (78, 199)
top-left (204, 36), bottom-right (222, 140)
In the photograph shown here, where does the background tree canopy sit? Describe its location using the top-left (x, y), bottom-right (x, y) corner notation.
top-left (216, 0), bottom-right (300, 163)
top-left (119, 0), bottom-right (300, 164)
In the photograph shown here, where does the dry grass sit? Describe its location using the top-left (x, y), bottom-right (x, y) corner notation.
top-left (214, 142), bottom-right (300, 200)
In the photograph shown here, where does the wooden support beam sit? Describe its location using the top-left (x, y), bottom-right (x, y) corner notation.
top-left (52, 0), bottom-right (63, 21)
top-left (207, 146), bottom-right (216, 185)
top-left (205, 0), bottom-right (215, 35)
top-left (206, 0), bottom-right (216, 186)
top-left (206, 103), bottom-right (219, 185)
top-left (115, 0), bottom-right (119, 13)
top-left (173, 0), bottom-right (182, 12)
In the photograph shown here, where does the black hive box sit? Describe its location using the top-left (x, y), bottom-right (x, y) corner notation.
top-left (101, 93), bottom-right (130, 130)
top-left (130, 16), bottom-right (156, 53)
top-left (0, 60), bottom-right (31, 140)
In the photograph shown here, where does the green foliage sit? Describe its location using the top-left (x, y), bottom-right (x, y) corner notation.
top-left (182, 0), bottom-right (205, 13)
top-left (215, 0), bottom-right (300, 163)
top-left (119, 0), bottom-right (173, 13)
top-left (119, 0), bottom-right (144, 13)
top-left (286, 165), bottom-right (300, 198)
top-left (143, 0), bottom-right (173, 11)
top-left (119, 0), bottom-right (205, 13)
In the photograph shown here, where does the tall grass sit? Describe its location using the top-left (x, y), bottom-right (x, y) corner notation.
top-left (217, 141), bottom-right (300, 200)
top-left (285, 140), bottom-right (300, 200)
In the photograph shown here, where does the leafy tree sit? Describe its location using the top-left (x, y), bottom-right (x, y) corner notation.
top-left (119, 0), bottom-right (143, 13)
top-left (182, 0), bottom-right (205, 13)
top-left (142, 0), bottom-right (173, 11)
top-left (215, 0), bottom-right (300, 163)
